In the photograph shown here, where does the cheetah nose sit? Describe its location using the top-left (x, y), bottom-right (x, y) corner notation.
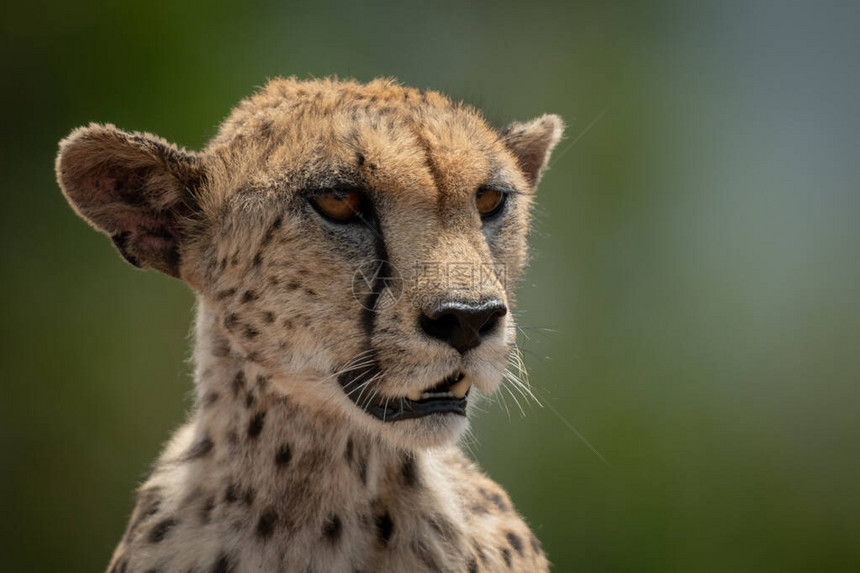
top-left (419, 299), bottom-right (507, 354)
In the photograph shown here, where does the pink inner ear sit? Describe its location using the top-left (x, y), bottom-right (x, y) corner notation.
top-left (139, 232), bottom-right (175, 253)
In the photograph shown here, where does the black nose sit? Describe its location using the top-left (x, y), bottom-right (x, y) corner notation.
top-left (420, 299), bottom-right (507, 354)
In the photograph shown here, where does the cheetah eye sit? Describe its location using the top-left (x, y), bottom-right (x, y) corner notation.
top-left (309, 190), bottom-right (365, 223)
top-left (475, 188), bottom-right (507, 219)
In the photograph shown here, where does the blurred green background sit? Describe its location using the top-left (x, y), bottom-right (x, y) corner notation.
top-left (2, 1), bottom-right (858, 571)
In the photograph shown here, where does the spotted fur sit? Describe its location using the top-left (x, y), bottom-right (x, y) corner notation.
top-left (56, 77), bottom-right (563, 572)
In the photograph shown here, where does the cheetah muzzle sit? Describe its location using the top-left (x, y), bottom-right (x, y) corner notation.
top-left (56, 77), bottom-right (563, 573)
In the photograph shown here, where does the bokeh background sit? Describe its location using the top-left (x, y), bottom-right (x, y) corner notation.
top-left (2, 1), bottom-right (858, 571)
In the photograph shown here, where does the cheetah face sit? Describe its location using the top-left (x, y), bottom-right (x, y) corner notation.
top-left (56, 79), bottom-right (563, 450)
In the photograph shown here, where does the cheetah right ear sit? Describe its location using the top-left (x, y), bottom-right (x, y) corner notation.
top-left (501, 114), bottom-right (565, 188)
top-left (56, 124), bottom-right (204, 279)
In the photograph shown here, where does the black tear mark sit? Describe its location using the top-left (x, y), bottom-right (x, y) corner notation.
top-left (359, 203), bottom-right (389, 336)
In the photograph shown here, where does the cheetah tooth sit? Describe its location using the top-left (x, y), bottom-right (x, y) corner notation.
top-left (450, 376), bottom-right (471, 398)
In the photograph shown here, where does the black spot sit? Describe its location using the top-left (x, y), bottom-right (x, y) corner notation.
top-left (201, 392), bottom-right (219, 408)
top-left (241, 290), bottom-right (257, 303)
top-left (257, 508), bottom-right (277, 539)
top-left (242, 487), bottom-right (255, 506)
top-left (501, 547), bottom-right (512, 567)
top-left (376, 512), bottom-right (393, 545)
top-left (256, 374), bottom-right (269, 388)
top-left (358, 455), bottom-right (368, 485)
top-left (356, 152), bottom-right (366, 166)
top-left (262, 312), bottom-right (275, 324)
top-left (506, 532), bottom-right (523, 556)
top-left (484, 490), bottom-right (508, 512)
top-left (261, 216), bottom-right (283, 246)
top-left (245, 393), bottom-right (255, 408)
top-left (215, 288), bottom-right (236, 300)
top-left (148, 517), bottom-right (177, 543)
top-left (286, 281), bottom-right (300, 291)
top-left (275, 444), bottom-right (292, 466)
top-left (401, 454), bottom-right (418, 488)
top-left (252, 252), bottom-right (263, 267)
top-left (344, 437), bottom-right (354, 463)
top-left (232, 371), bottom-right (246, 396)
top-left (212, 552), bottom-right (235, 573)
top-left (224, 313), bottom-right (240, 330)
top-left (225, 483), bottom-right (239, 503)
top-left (200, 496), bottom-right (215, 523)
top-left (244, 326), bottom-right (260, 339)
top-left (248, 411), bottom-right (266, 438)
top-left (467, 557), bottom-right (478, 573)
top-left (323, 514), bottom-right (342, 543)
top-left (185, 436), bottom-right (214, 461)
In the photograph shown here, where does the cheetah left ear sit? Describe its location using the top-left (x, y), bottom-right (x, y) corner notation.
top-left (56, 123), bottom-right (204, 279)
top-left (501, 114), bottom-right (565, 188)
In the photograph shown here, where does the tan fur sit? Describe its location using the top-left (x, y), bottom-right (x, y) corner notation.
top-left (56, 77), bottom-right (563, 572)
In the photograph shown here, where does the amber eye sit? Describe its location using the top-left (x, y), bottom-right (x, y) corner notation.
top-left (310, 190), bottom-right (364, 222)
top-left (475, 188), bottom-right (506, 218)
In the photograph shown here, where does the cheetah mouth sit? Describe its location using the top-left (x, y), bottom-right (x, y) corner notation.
top-left (341, 370), bottom-right (471, 422)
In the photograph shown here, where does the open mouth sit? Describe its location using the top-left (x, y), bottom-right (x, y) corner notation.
top-left (342, 369), bottom-right (471, 422)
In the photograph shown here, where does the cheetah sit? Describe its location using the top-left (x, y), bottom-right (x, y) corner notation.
top-left (55, 77), bottom-right (563, 572)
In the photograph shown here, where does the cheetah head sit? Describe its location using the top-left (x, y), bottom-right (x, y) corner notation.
top-left (56, 78), bottom-right (563, 450)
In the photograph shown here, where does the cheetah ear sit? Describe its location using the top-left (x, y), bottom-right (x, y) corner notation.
top-left (56, 123), bottom-right (203, 278)
top-left (501, 114), bottom-right (565, 187)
